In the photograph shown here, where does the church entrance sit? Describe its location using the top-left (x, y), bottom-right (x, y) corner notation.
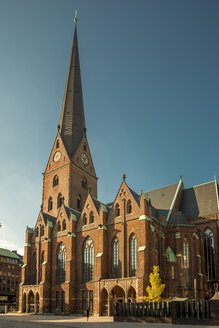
top-left (100, 288), bottom-right (108, 316)
top-left (127, 286), bottom-right (136, 302)
top-left (28, 291), bottom-right (34, 313)
top-left (110, 285), bottom-right (125, 315)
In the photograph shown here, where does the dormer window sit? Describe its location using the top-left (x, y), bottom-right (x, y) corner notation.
top-left (62, 220), bottom-right (66, 231)
top-left (89, 211), bottom-right (94, 224)
top-left (48, 197), bottom-right (53, 211)
top-left (127, 200), bottom-right (132, 214)
top-left (83, 214), bottom-right (87, 225)
top-left (53, 175), bottom-right (59, 187)
top-left (57, 221), bottom-right (61, 232)
top-left (115, 203), bottom-right (120, 217)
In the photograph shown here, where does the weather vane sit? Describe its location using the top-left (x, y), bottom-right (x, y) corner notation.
top-left (74, 9), bottom-right (78, 23)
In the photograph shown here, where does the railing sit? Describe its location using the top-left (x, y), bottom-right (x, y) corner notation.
top-left (115, 300), bottom-right (211, 321)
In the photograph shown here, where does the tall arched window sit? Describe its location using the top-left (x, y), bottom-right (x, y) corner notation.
top-left (81, 177), bottom-right (87, 189)
top-left (130, 234), bottom-right (137, 277)
top-left (84, 237), bottom-right (94, 282)
top-left (53, 175), bottom-right (59, 187)
top-left (40, 251), bottom-right (44, 282)
top-left (56, 140), bottom-right (59, 148)
top-left (48, 197), bottom-right (53, 211)
top-left (77, 195), bottom-right (81, 209)
top-left (115, 203), bottom-right (120, 216)
top-left (127, 200), bottom-right (132, 214)
top-left (32, 252), bottom-right (37, 284)
top-left (57, 243), bottom-right (66, 283)
top-left (156, 233), bottom-right (160, 267)
top-left (112, 237), bottom-right (119, 278)
top-left (57, 193), bottom-right (63, 208)
top-left (183, 237), bottom-right (190, 288)
top-left (40, 225), bottom-right (44, 236)
top-left (57, 221), bottom-right (61, 232)
top-left (204, 229), bottom-right (215, 280)
top-left (83, 214), bottom-right (87, 225)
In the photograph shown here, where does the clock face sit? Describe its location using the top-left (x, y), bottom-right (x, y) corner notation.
top-left (81, 153), bottom-right (89, 165)
top-left (53, 151), bottom-right (61, 162)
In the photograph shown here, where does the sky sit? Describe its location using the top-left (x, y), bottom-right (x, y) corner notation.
top-left (0, 0), bottom-right (218, 255)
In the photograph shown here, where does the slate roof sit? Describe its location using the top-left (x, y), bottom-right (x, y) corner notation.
top-left (180, 181), bottom-right (219, 220)
top-left (129, 187), bottom-right (140, 206)
top-left (91, 197), bottom-right (111, 214)
top-left (0, 248), bottom-right (21, 260)
top-left (145, 182), bottom-right (179, 217)
top-left (42, 212), bottom-right (56, 225)
top-left (168, 211), bottom-right (190, 225)
top-left (64, 205), bottom-right (81, 221)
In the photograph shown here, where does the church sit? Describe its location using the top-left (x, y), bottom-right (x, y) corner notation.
top-left (19, 20), bottom-right (218, 315)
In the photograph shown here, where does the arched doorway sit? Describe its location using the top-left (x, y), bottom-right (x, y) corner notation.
top-left (28, 290), bottom-right (34, 313)
top-left (127, 286), bottom-right (136, 302)
top-left (35, 292), bottom-right (39, 313)
top-left (101, 288), bottom-right (108, 316)
top-left (110, 285), bottom-right (125, 315)
top-left (22, 293), bottom-right (26, 312)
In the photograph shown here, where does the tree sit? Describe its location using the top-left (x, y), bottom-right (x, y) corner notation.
top-left (144, 265), bottom-right (165, 302)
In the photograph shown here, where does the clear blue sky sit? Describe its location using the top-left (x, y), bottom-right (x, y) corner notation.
top-left (0, 0), bottom-right (218, 254)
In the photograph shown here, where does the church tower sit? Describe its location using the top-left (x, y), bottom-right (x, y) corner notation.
top-left (42, 23), bottom-right (97, 217)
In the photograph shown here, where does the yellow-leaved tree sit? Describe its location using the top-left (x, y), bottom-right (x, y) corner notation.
top-left (144, 266), bottom-right (165, 302)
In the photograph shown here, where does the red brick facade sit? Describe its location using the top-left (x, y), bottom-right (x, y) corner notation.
top-left (19, 24), bottom-right (219, 315)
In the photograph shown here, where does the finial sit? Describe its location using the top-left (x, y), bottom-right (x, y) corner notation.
top-left (214, 173), bottom-right (216, 181)
top-left (122, 173), bottom-right (126, 182)
top-left (180, 175), bottom-right (182, 180)
top-left (74, 9), bottom-right (78, 23)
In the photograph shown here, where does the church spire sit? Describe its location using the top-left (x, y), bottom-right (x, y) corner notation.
top-left (59, 17), bottom-right (86, 159)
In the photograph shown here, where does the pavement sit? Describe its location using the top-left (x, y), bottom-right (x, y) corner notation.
top-left (0, 313), bottom-right (218, 328)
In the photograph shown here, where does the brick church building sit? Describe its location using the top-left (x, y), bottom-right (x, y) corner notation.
top-left (19, 21), bottom-right (218, 315)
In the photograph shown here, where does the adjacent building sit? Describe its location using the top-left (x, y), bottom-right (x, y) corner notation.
top-left (0, 248), bottom-right (22, 309)
top-left (19, 21), bottom-right (218, 315)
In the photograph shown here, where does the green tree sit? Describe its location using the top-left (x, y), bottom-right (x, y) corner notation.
top-left (144, 266), bottom-right (165, 302)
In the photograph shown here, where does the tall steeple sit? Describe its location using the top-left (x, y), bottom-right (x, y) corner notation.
top-left (59, 20), bottom-right (86, 159)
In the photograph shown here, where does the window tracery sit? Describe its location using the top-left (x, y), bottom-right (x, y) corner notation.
top-left (84, 237), bottom-right (94, 282)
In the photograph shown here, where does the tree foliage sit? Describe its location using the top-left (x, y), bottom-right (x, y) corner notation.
top-left (144, 266), bottom-right (165, 302)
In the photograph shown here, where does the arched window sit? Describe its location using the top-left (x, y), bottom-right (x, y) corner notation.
top-left (57, 193), bottom-right (63, 209)
top-left (83, 144), bottom-right (87, 151)
top-left (53, 175), bottom-right (59, 187)
top-left (40, 225), bottom-right (44, 236)
top-left (127, 200), bottom-right (132, 214)
top-left (48, 197), bottom-right (53, 211)
top-left (183, 237), bottom-right (190, 288)
top-left (83, 214), bottom-right (87, 225)
top-left (112, 237), bottom-right (119, 278)
top-left (84, 237), bottom-right (94, 282)
top-left (40, 251), bottom-right (44, 282)
top-left (115, 203), bottom-right (120, 216)
top-left (62, 220), bottom-right (66, 231)
top-left (32, 253), bottom-right (37, 285)
top-left (57, 221), bottom-right (61, 232)
top-left (204, 229), bottom-right (215, 280)
top-left (77, 195), bottom-right (81, 209)
top-left (36, 227), bottom-right (39, 237)
top-left (130, 234), bottom-right (137, 277)
top-left (56, 140), bottom-right (59, 148)
top-left (57, 243), bottom-right (66, 283)
top-left (89, 211), bottom-right (94, 224)
top-left (81, 177), bottom-right (87, 189)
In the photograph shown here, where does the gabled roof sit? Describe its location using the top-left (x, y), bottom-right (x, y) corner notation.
top-left (91, 196), bottom-right (111, 214)
top-left (0, 248), bottom-right (21, 260)
top-left (145, 182), bottom-right (179, 217)
top-left (180, 181), bottom-right (219, 219)
top-left (42, 212), bottom-right (56, 225)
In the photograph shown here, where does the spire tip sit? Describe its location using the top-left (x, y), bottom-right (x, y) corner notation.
top-left (74, 9), bottom-right (78, 23)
